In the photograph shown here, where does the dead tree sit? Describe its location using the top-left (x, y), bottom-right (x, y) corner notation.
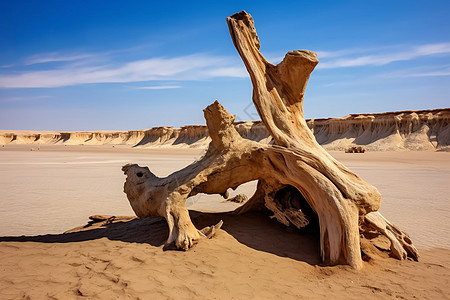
top-left (123, 11), bottom-right (418, 269)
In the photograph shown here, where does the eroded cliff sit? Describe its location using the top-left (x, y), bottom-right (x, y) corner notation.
top-left (1, 108), bottom-right (448, 151)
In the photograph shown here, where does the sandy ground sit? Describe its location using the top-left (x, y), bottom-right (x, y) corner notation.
top-left (0, 145), bottom-right (449, 299)
top-left (0, 145), bottom-right (243, 236)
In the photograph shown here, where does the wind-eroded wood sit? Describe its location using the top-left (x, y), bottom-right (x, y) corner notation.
top-left (122, 11), bottom-right (418, 269)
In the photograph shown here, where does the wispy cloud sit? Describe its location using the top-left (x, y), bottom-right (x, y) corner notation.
top-left (318, 43), bottom-right (450, 69)
top-left (380, 65), bottom-right (450, 78)
top-left (24, 53), bottom-right (95, 65)
top-left (0, 64), bottom-right (15, 68)
top-left (0, 53), bottom-right (247, 88)
top-left (202, 67), bottom-right (247, 77)
top-left (2, 42), bottom-right (448, 89)
top-left (1, 95), bottom-right (52, 102)
top-left (316, 48), bottom-right (371, 59)
top-left (135, 85), bottom-right (182, 90)
top-left (408, 70), bottom-right (450, 77)
top-left (264, 48), bottom-right (376, 65)
top-left (415, 43), bottom-right (450, 55)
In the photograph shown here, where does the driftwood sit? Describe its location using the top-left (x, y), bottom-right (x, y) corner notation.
top-left (122, 11), bottom-right (418, 269)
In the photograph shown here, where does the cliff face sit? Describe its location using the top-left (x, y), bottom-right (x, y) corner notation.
top-left (308, 108), bottom-right (450, 151)
top-left (1, 108), bottom-right (448, 151)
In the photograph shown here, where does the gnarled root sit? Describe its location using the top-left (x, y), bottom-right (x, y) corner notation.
top-left (364, 211), bottom-right (419, 261)
top-left (164, 203), bottom-right (223, 250)
top-left (164, 204), bottom-right (201, 250)
top-left (200, 220), bottom-right (224, 238)
top-left (122, 164), bottom-right (223, 251)
top-left (123, 101), bottom-right (419, 268)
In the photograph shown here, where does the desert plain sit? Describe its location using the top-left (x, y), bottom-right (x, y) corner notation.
top-left (0, 144), bottom-right (449, 299)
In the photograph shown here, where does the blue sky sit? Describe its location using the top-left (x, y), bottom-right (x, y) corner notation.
top-left (0, 0), bottom-right (449, 131)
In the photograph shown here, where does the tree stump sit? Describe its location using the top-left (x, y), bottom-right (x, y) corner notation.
top-left (122, 11), bottom-right (418, 269)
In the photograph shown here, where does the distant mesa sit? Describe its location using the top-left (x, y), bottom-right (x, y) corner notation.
top-left (0, 108), bottom-right (449, 151)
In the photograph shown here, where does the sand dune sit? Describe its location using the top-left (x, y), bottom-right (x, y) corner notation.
top-left (0, 212), bottom-right (449, 299)
top-left (1, 108), bottom-right (448, 151)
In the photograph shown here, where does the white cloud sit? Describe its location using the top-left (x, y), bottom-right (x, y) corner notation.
top-left (0, 53), bottom-right (247, 88)
top-left (135, 85), bottom-right (182, 90)
top-left (316, 48), bottom-right (369, 59)
top-left (264, 47), bottom-right (380, 65)
top-left (24, 53), bottom-right (95, 65)
top-left (415, 43), bottom-right (450, 55)
top-left (409, 70), bottom-right (450, 77)
top-left (318, 43), bottom-right (450, 69)
top-left (203, 67), bottom-right (247, 77)
top-left (1, 95), bottom-right (52, 102)
top-left (380, 65), bottom-right (450, 78)
top-left (408, 70), bottom-right (450, 77)
top-left (2, 42), bottom-right (448, 88)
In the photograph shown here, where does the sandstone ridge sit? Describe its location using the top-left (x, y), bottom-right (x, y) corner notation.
top-left (1, 108), bottom-right (448, 151)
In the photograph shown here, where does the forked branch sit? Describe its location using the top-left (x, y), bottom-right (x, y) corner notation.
top-left (122, 11), bottom-right (418, 269)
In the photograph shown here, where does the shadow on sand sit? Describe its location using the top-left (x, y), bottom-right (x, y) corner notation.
top-left (0, 211), bottom-right (321, 266)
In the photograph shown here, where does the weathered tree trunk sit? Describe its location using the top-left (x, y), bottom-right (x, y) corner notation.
top-left (122, 11), bottom-right (418, 269)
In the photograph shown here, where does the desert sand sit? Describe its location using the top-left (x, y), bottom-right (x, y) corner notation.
top-left (0, 144), bottom-right (449, 299)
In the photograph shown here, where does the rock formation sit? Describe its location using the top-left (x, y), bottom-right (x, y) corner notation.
top-left (345, 146), bottom-right (366, 153)
top-left (1, 108), bottom-right (448, 151)
top-left (310, 109), bottom-right (450, 151)
top-left (122, 11), bottom-right (419, 269)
